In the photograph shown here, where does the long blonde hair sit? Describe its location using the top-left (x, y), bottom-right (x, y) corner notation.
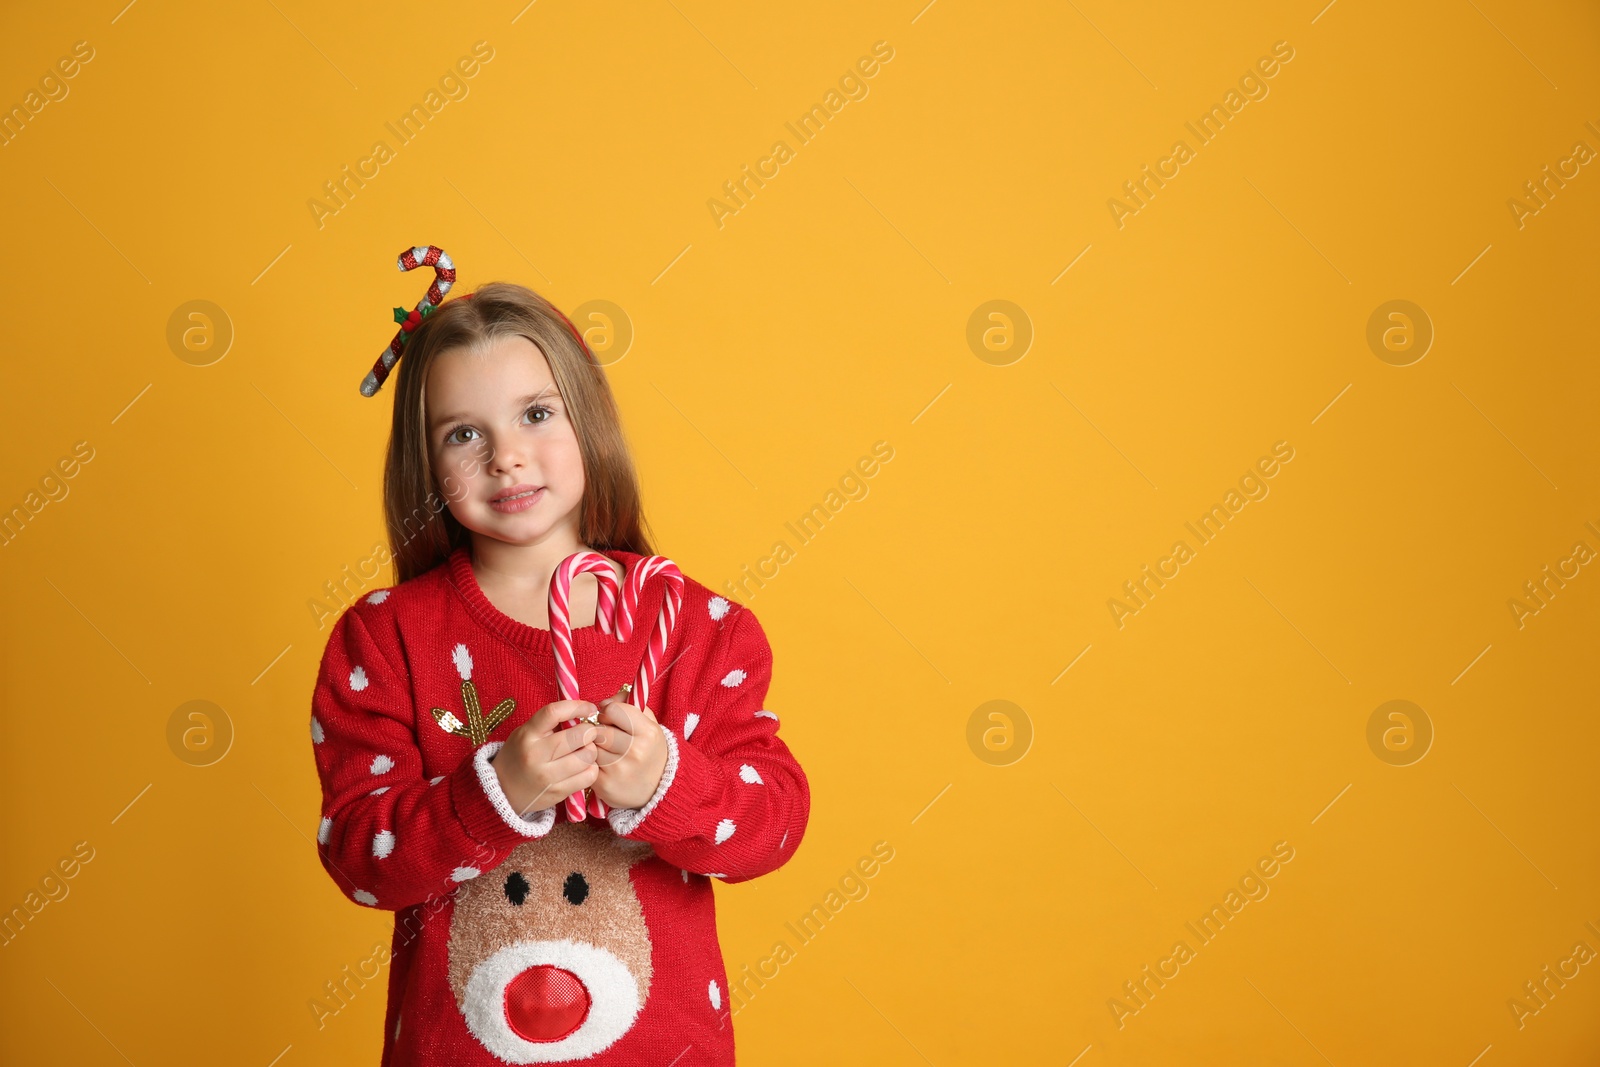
top-left (380, 281), bottom-right (654, 583)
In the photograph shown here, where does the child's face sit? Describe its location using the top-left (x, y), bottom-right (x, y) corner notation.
top-left (426, 334), bottom-right (586, 548)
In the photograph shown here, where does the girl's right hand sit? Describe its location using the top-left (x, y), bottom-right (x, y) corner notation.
top-left (490, 700), bottom-right (602, 817)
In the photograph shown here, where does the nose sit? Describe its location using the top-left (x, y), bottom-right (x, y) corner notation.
top-left (504, 965), bottom-right (591, 1042)
top-left (486, 430), bottom-right (531, 473)
top-left (488, 443), bottom-right (520, 475)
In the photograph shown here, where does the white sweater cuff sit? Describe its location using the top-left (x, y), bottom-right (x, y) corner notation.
top-left (474, 741), bottom-right (558, 838)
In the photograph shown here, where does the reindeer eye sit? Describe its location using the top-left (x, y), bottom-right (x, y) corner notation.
top-left (563, 872), bottom-right (589, 905)
top-left (504, 872), bottom-right (531, 906)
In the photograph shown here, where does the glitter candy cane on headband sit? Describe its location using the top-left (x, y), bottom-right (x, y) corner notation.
top-left (359, 245), bottom-right (459, 397)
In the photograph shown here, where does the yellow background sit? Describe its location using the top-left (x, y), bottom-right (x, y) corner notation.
top-left (2, 1), bottom-right (1598, 1063)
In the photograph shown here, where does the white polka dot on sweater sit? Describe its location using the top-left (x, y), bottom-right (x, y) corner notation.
top-left (317, 817), bottom-right (332, 844)
top-left (681, 868), bottom-right (689, 882)
top-left (739, 764), bottom-right (763, 784)
top-left (452, 643), bottom-right (474, 681)
top-left (370, 786), bottom-right (390, 796)
top-left (715, 819), bottom-right (736, 844)
top-left (367, 589), bottom-right (390, 604)
top-left (349, 666), bottom-right (369, 691)
top-left (720, 668), bottom-right (747, 688)
top-left (708, 596), bottom-right (731, 621)
top-left (451, 867), bottom-right (480, 882)
top-left (754, 710), bottom-right (778, 722)
top-left (683, 712), bottom-right (699, 739)
top-left (706, 872), bottom-right (727, 879)
top-left (310, 715), bottom-right (325, 744)
top-left (370, 754), bottom-right (395, 775)
top-left (709, 978), bottom-right (722, 1009)
top-left (373, 830), bottom-right (395, 859)
top-left (780, 830), bottom-right (788, 850)
top-left (429, 776), bottom-right (444, 785)
top-left (353, 889), bottom-right (378, 906)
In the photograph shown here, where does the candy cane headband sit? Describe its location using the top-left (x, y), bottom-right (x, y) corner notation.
top-left (360, 245), bottom-right (460, 397)
top-left (361, 243), bottom-right (600, 397)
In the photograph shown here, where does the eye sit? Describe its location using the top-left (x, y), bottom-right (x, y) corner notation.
top-left (524, 404), bottom-right (553, 425)
top-left (444, 425), bottom-right (479, 446)
top-left (504, 872), bottom-right (531, 906)
top-left (563, 872), bottom-right (589, 905)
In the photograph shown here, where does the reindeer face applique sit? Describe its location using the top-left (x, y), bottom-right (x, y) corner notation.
top-left (447, 820), bottom-right (656, 1062)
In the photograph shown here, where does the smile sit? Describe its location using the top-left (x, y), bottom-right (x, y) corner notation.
top-left (490, 486), bottom-right (545, 513)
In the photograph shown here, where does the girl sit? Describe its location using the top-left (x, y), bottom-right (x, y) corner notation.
top-left (309, 280), bottom-right (810, 1065)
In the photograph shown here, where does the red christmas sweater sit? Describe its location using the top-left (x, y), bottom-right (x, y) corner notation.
top-left (308, 545), bottom-right (810, 1065)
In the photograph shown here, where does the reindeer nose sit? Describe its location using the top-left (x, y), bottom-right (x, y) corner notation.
top-left (504, 965), bottom-right (591, 1041)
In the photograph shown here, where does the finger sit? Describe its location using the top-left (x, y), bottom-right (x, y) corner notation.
top-left (546, 746), bottom-right (600, 781)
top-left (596, 699), bottom-right (648, 736)
top-left (596, 684), bottom-right (631, 710)
top-left (544, 724), bottom-right (599, 758)
top-left (533, 764), bottom-right (601, 809)
top-left (590, 722), bottom-right (629, 754)
top-left (526, 700), bottom-right (599, 737)
top-left (592, 739), bottom-right (624, 769)
top-left (590, 725), bottom-right (640, 763)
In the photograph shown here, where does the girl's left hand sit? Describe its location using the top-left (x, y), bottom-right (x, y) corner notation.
top-left (590, 686), bottom-right (670, 810)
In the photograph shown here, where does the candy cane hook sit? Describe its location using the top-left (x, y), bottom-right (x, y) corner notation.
top-left (618, 556), bottom-right (685, 715)
top-left (548, 551), bottom-right (685, 823)
top-left (549, 552), bottom-right (625, 821)
top-left (360, 245), bottom-right (456, 397)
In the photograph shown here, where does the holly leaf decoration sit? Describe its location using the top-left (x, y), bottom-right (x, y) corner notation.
top-left (393, 306), bottom-right (409, 324)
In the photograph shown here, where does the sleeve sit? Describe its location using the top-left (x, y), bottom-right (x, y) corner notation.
top-left (606, 604), bottom-right (810, 882)
top-left (309, 607), bottom-right (559, 912)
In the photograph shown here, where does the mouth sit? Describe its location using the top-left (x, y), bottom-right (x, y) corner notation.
top-left (489, 485), bottom-right (545, 513)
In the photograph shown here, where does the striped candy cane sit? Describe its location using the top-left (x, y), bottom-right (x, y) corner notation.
top-left (616, 555), bottom-right (685, 715)
top-left (549, 552), bottom-right (625, 821)
top-left (548, 551), bottom-right (686, 822)
top-left (360, 245), bottom-right (456, 397)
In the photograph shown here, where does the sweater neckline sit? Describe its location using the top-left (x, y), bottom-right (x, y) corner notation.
top-left (446, 545), bottom-right (659, 656)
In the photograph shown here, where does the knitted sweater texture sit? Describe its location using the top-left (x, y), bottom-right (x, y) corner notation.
top-left (308, 546), bottom-right (810, 1065)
